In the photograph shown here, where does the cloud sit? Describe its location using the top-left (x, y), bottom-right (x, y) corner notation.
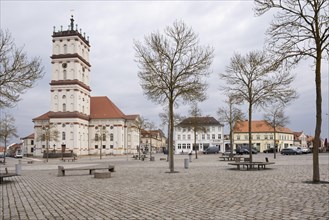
top-left (1, 1), bottom-right (328, 144)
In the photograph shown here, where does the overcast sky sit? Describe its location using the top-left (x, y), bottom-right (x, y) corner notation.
top-left (1, 1), bottom-right (328, 144)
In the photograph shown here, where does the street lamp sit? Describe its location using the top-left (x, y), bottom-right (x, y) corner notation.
top-left (42, 126), bottom-right (50, 162)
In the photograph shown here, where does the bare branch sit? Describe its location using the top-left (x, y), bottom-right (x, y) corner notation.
top-left (0, 29), bottom-right (45, 108)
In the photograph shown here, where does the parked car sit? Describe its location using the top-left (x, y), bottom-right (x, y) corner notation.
top-left (289, 146), bottom-right (303, 154)
top-left (203, 146), bottom-right (220, 154)
top-left (300, 147), bottom-right (311, 154)
top-left (223, 150), bottom-right (236, 156)
top-left (263, 147), bottom-right (278, 153)
top-left (14, 153), bottom-right (23, 158)
top-left (236, 146), bottom-right (258, 155)
top-left (281, 148), bottom-right (301, 155)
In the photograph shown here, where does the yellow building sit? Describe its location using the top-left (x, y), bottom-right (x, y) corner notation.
top-left (233, 120), bottom-right (294, 152)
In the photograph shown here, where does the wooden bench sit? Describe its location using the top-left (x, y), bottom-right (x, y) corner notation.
top-left (219, 156), bottom-right (243, 161)
top-left (0, 167), bottom-right (17, 184)
top-left (62, 157), bottom-right (77, 162)
top-left (228, 162), bottom-right (275, 170)
top-left (58, 165), bottom-right (115, 176)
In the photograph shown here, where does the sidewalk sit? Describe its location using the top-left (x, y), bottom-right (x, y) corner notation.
top-left (1, 153), bottom-right (328, 219)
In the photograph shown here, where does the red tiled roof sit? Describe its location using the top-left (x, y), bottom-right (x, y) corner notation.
top-left (21, 133), bottom-right (34, 140)
top-left (33, 111), bottom-right (51, 121)
top-left (33, 96), bottom-right (139, 121)
top-left (233, 120), bottom-right (293, 134)
top-left (90, 96), bottom-right (125, 119)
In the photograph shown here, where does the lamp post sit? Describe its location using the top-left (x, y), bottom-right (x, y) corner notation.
top-left (42, 126), bottom-right (50, 162)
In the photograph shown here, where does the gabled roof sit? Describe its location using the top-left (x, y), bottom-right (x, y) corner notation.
top-left (293, 131), bottom-right (304, 139)
top-left (177, 116), bottom-right (222, 127)
top-left (21, 133), bottom-right (34, 140)
top-left (233, 120), bottom-right (293, 134)
top-left (89, 96), bottom-right (125, 119)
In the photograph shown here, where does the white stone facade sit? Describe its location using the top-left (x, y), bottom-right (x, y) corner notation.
top-left (174, 117), bottom-right (224, 154)
top-left (32, 17), bottom-right (140, 157)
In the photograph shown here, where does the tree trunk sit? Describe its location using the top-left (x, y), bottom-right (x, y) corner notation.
top-left (273, 128), bottom-right (277, 159)
top-left (313, 50), bottom-right (322, 182)
top-left (194, 129), bottom-right (198, 159)
top-left (169, 99), bottom-right (175, 172)
top-left (248, 102), bottom-right (253, 162)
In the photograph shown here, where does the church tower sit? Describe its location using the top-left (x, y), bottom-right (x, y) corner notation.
top-left (33, 16), bottom-right (141, 157)
top-left (48, 16), bottom-right (91, 155)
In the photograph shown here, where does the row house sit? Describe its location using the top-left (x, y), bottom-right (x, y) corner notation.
top-left (233, 120), bottom-right (294, 152)
top-left (21, 133), bottom-right (35, 156)
top-left (140, 129), bottom-right (167, 153)
top-left (293, 131), bottom-right (308, 147)
top-left (174, 117), bottom-right (224, 154)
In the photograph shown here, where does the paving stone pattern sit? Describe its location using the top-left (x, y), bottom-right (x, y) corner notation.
top-left (1, 153), bottom-right (328, 220)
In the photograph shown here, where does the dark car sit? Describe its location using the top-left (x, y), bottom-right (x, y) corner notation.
top-left (203, 146), bottom-right (220, 154)
top-left (263, 147), bottom-right (278, 153)
top-left (281, 148), bottom-right (300, 155)
top-left (236, 146), bottom-right (258, 155)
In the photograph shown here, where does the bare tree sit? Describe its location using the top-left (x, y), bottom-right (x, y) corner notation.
top-left (217, 95), bottom-right (245, 156)
top-left (0, 113), bottom-right (18, 163)
top-left (159, 109), bottom-right (184, 161)
top-left (187, 103), bottom-right (204, 159)
top-left (0, 29), bottom-right (45, 108)
top-left (219, 50), bottom-right (297, 162)
top-left (93, 126), bottom-right (110, 160)
top-left (136, 116), bottom-right (151, 160)
top-left (134, 20), bottom-right (214, 172)
top-left (36, 123), bottom-right (59, 162)
top-left (263, 104), bottom-right (290, 159)
top-left (254, 0), bottom-right (328, 183)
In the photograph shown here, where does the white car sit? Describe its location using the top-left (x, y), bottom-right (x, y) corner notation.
top-left (14, 153), bottom-right (23, 158)
top-left (300, 147), bottom-right (311, 154)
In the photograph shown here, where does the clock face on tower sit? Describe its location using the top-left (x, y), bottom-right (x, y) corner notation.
top-left (62, 63), bottom-right (67, 68)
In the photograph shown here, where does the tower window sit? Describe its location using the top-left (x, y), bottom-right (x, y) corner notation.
top-left (63, 44), bottom-right (67, 54)
top-left (63, 103), bottom-right (66, 111)
top-left (63, 70), bottom-right (67, 80)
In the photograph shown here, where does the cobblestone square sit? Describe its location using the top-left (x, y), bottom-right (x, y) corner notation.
top-left (1, 153), bottom-right (328, 220)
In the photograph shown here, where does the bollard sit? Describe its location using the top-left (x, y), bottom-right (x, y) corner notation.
top-left (15, 163), bottom-right (22, 175)
top-left (189, 154), bottom-right (192, 162)
top-left (184, 158), bottom-right (189, 169)
top-left (150, 156), bottom-right (155, 161)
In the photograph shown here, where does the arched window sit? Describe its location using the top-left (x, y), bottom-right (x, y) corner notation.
top-left (63, 44), bottom-right (67, 54)
top-left (62, 95), bottom-right (66, 99)
top-left (110, 133), bottom-right (114, 141)
top-left (62, 132), bottom-right (66, 141)
top-left (63, 103), bottom-right (66, 111)
top-left (63, 70), bottom-right (67, 80)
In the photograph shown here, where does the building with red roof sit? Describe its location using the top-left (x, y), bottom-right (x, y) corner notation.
top-left (32, 17), bottom-right (140, 156)
top-left (233, 120), bottom-right (294, 152)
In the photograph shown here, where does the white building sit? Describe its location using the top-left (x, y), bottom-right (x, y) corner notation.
top-left (32, 16), bottom-right (140, 156)
top-left (21, 133), bottom-right (35, 156)
top-left (174, 117), bottom-right (224, 154)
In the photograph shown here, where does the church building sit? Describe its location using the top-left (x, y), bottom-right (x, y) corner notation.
top-left (32, 16), bottom-right (141, 156)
